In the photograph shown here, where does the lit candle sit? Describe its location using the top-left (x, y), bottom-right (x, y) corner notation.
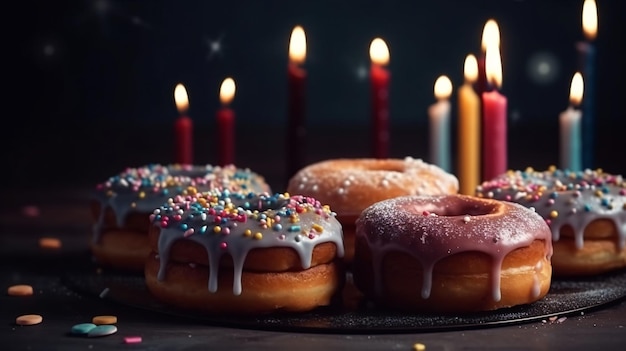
top-left (476, 19), bottom-right (500, 96)
top-left (286, 25), bottom-right (307, 179)
top-left (577, 0), bottom-right (597, 169)
top-left (560, 72), bottom-right (584, 172)
top-left (217, 77), bottom-right (236, 167)
top-left (428, 75), bottom-right (452, 172)
top-left (457, 54), bottom-right (481, 195)
top-left (174, 83), bottom-right (193, 165)
top-left (370, 38), bottom-right (390, 159)
top-left (481, 34), bottom-right (507, 181)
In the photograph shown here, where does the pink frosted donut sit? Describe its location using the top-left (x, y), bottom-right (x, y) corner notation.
top-left (353, 194), bottom-right (553, 313)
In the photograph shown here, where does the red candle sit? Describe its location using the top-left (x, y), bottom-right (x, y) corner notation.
top-left (476, 19), bottom-right (500, 95)
top-left (481, 40), bottom-right (507, 181)
top-left (217, 77), bottom-right (236, 167)
top-left (369, 38), bottom-right (390, 159)
top-left (174, 83), bottom-right (193, 165)
top-left (286, 25), bottom-right (307, 179)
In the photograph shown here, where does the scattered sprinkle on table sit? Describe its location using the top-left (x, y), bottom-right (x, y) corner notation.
top-left (124, 336), bottom-right (142, 344)
top-left (92, 315), bottom-right (117, 325)
top-left (87, 325), bottom-right (117, 337)
top-left (413, 343), bottom-right (426, 351)
top-left (16, 314), bottom-right (43, 326)
top-left (7, 284), bottom-right (34, 296)
top-left (70, 323), bottom-right (97, 335)
top-left (39, 237), bottom-right (62, 249)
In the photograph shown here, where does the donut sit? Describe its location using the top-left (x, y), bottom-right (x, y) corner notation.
top-left (286, 157), bottom-right (459, 262)
top-left (477, 167), bottom-right (626, 276)
top-left (353, 194), bottom-right (552, 313)
top-left (144, 190), bottom-right (345, 315)
top-left (90, 164), bottom-right (270, 272)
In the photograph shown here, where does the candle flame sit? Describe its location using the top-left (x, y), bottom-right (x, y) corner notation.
top-left (369, 38), bottom-right (389, 66)
top-left (481, 19), bottom-right (500, 51)
top-left (220, 77), bottom-right (236, 105)
top-left (174, 83), bottom-right (189, 114)
top-left (569, 72), bottom-right (584, 106)
top-left (289, 25), bottom-right (307, 65)
top-left (434, 75), bottom-right (452, 100)
top-left (582, 0), bottom-right (598, 41)
top-left (485, 45), bottom-right (503, 89)
top-left (464, 54), bottom-right (478, 83)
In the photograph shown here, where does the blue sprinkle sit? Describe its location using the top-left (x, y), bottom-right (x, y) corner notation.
top-left (550, 192), bottom-right (558, 199)
top-left (71, 323), bottom-right (97, 335)
top-left (87, 325), bottom-right (117, 338)
top-left (288, 225), bottom-right (301, 232)
top-left (601, 198), bottom-right (610, 206)
top-left (273, 224), bottom-right (283, 231)
top-left (180, 223), bottom-right (189, 230)
top-left (584, 204), bottom-right (592, 212)
top-left (200, 225), bottom-right (207, 233)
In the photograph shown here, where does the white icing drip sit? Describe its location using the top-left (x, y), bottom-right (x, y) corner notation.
top-left (478, 169), bottom-right (626, 251)
top-left (92, 164), bottom-right (269, 245)
top-left (153, 193), bottom-right (344, 296)
top-left (356, 195), bottom-right (552, 303)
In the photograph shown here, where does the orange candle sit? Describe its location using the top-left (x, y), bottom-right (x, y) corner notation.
top-left (457, 54), bottom-right (481, 195)
top-left (217, 77), bottom-right (236, 166)
top-left (174, 83), bottom-right (193, 165)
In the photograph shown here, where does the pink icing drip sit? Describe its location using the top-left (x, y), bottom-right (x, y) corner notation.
top-left (356, 195), bottom-right (552, 302)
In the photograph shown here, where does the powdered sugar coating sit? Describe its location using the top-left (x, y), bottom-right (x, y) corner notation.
top-left (287, 157), bottom-right (459, 215)
top-left (356, 195), bottom-right (552, 301)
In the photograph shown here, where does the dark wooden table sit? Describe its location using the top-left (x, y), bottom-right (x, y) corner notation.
top-left (1, 186), bottom-right (626, 351)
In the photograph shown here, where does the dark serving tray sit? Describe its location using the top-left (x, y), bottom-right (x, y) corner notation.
top-left (62, 267), bottom-right (626, 334)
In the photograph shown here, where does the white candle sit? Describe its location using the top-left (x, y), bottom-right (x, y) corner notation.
top-left (428, 75), bottom-right (452, 172)
top-left (559, 72), bottom-right (584, 172)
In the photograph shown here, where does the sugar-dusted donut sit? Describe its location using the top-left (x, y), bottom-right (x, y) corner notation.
top-left (286, 157), bottom-right (459, 262)
top-left (353, 194), bottom-right (552, 313)
top-left (144, 190), bottom-right (345, 315)
top-left (90, 164), bottom-right (270, 272)
top-left (477, 167), bottom-right (626, 276)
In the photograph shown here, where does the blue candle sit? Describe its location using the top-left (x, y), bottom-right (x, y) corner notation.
top-left (559, 73), bottom-right (584, 172)
top-left (428, 75), bottom-right (452, 172)
top-left (577, 0), bottom-right (598, 170)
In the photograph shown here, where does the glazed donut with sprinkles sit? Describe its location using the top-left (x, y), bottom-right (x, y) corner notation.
top-left (90, 164), bottom-right (270, 272)
top-left (477, 167), bottom-right (626, 276)
top-left (144, 190), bottom-right (345, 315)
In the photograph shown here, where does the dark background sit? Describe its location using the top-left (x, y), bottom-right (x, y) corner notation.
top-left (8, 0), bottom-right (626, 192)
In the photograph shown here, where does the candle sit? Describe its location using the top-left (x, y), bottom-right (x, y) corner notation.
top-left (217, 77), bottom-right (236, 167)
top-left (476, 19), bottom-right (500, 95)
top-left (457, 54), bottom-right (481, 195)
top-left (286, 25), bottom-right (307, 179)
top-left (174, 83), bottom-right (193, 165)
top-left (481, 37), bottom-right (507, 181)
top-left (428, 75), bottom-right (452, 172)
top-left (560, 72), bottom-right (584, 172)
top-left (577, 0), bottom-right (597, 169)
top-left (370, 38), bottom-right (390, 159)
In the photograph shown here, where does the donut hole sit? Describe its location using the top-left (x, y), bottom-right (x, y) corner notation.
top-left (409, 201), bottom-right (498, 217)
top-left (362, 162), bottom-right (405, 173)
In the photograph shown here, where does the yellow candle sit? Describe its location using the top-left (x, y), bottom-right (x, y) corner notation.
top-left (457, 54), bottom-right (481, 195)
